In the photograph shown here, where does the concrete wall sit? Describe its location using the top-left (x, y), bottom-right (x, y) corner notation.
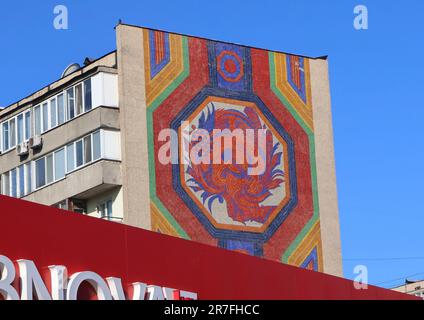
top-left (116, 24), bottom-right (151, 230)
top-left (310, 59), bottom-right (343, 276)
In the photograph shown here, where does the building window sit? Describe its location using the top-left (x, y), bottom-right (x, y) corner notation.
top-left (2, 122), bottom-right (9, 151)
top-left (34, 105), bottom-right (42, 136)
top-left (25, 162), bottom-right (32, 195)
top-left (2, 172), bottom-right (10, 196)
top-left (46, 154), bottom-right (54, 184)
top-left (5, 130), bottom-right (115, 194)
top-left (50, 98), bottom-right (57, 128)
top-left (24, 111), bottom-right (31, 141)
top-left (54, 148), bottom-right (66, 180)
top-left (0, 75), bottom-right (100, 153)
top-left (18, 165), bottom-right (25, 197)
top-left (84, 79), bottom-right (92, 111)
top-left (84, 135), bottom-right (92, 164)
top-left (75, 140), bottom-right (83, 167)
top-left (67, 87), bottom-right (75, 120)
top-left (57, 93), bottom-right (65, 125)
top-left (17, 114), bottom-right (24, 145)
top-left (10, 169), bottom-right (17, 198)
top-left (42, 102), bottom-right (49, 133)
top-left (75, 83), bottom-right (83, 116)
top-left (35, 158), bottom-right (46, 189)
top-left (97, 200), bottom-right (113, 219)
top-left (92, 131), bottom-right (101, 160)
top-left (66, 143), bottom-right (75, 172)
top-left (55, 200), bottom-right (68, 210)
top-left (71, 199), bottom-right (87, 214)
top-left (9, 118), bottom-right (16, 148)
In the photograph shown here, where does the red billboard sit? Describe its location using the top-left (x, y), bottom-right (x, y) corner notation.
top-left (0, 195), bottom-right (414, 300)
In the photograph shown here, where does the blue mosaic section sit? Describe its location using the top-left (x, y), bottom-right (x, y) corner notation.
top-left (207, 41), bottom-right (252, 92)
top-left (286, 55), bottom-right (307, 103)
top-left (300, 247), bottom-right (319, 271)
top-left (149, 30), bottom-right (171, 79)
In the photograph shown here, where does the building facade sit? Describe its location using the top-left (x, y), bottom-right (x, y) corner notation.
top-left (0, 23), bottom-right (342, 276)
top-left (392, 280), bottom-right (424, 299)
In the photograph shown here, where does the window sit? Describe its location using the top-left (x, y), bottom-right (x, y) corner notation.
top-left (50, 98), bottom-right (57, 128)
top-left (18, 165), bottom-right (25, 197)
top-left (92, 131), bottom-right (101, 160)
top-left (10, 169), bottom-right (17, 198)
top-left (84, 79), bottom-right (92, 111)
top-left (76, 140), bottom-right (83, 167)
top-left (42, 102), bottom-right (49, 132)
top-left (25, 162), bottom-right (32, 195)
top-left (57, 93), bottom-right (65, 125)
top-left (71, 199), bottom-right (87, 214)
top-left (66, 143), bottom-right (75, 172)
top-left (9, 118), bottom-right (16, 148)
top-left (97, 200), bottom-right (113, 219)
top-left (67, 87), bottom-right (75, 120)
top-left (34, 105), bottom-right (42, 135)
top-left (55, 200), bottom-right (68, 210)
top-left (0, 76), bottom-right (103, 152)
top-left (7, 130), bottom-right (109, 192)
top-left (84, 135), bottom-right (92, 164)
top-left (75, 83), bottom-right (83, 116)
top-left (35, 158), bottom-right (46, 189)
top-left (2, 122), bottom-right (9, 151)
top-left (54, 148), bottom-right (65, 180)
top-left (46, 154), bottom-right (54, 184)
top-left (17, 114), bottom-right (24, 144)
top-left (2, 172), bottom-right (10, 196)
top-left (24, 111), bottom-right (31, 141)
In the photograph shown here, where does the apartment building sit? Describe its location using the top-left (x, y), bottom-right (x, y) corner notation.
top-left (0, 23), bottom-right (342, 276)
top-left (392, 280), bottom-right (424, 299)
top-left (0, 54), bottom-right (121, 221)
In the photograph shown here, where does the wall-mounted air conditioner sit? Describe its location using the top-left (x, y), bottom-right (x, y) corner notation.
top-left (16, 142), bottom-right (29, 156)
top-left (29, 135), bottom-right (43, 149)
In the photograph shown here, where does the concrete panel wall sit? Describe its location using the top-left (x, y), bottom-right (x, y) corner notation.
top-left (116, 25), bottom-right (151, 230)
top-left (310, 58), bottom-right (342, 276)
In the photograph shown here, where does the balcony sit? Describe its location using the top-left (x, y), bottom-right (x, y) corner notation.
top-left (0, 106), bottom-right (120, 174)
top-left (22, 159), bottom-right (121, 206)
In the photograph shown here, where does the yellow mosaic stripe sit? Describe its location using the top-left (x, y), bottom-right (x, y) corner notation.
top-left (287, 220), bottom-right (323, 271)
top-left (143, 30), bottom-right (185, 107)
top-left (150, 202), bottom-right (181, 237)
top-left (273, 53), bottom-right (314, 131)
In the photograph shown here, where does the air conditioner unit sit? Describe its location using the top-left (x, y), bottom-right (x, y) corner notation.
top-left (16, 142), bottom-right (29, 156)
top-left (29, 135), bottom-right (43, 149)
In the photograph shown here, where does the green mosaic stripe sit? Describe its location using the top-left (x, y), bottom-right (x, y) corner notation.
top-left (146, 36), bottom-right (190, 239)
top-left (268, 52), bottom-right (320, 263)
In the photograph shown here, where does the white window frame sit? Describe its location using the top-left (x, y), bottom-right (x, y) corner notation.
top-left (34, 104), bottom-right (42, 136)
top-left (5, 129), bottom-right (112, 194)
top-left (24, 109), bottom-right (32, 142)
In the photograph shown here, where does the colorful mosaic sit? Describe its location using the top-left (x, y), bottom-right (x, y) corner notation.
top-left (143, 28), bottom-right (323, 271)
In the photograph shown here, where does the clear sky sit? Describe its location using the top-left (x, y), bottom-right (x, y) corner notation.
top-left (1, 0), bottom-right (423, 288)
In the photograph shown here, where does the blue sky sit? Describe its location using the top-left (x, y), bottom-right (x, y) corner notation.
top-left (1, 0), bottom-right (423, 288)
